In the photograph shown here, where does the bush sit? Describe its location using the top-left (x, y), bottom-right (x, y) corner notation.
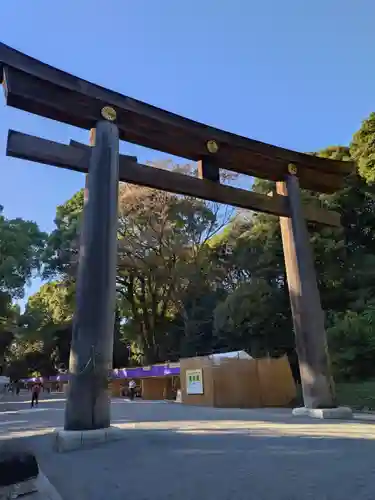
top-left (327, 307), bottom-right (375, 381)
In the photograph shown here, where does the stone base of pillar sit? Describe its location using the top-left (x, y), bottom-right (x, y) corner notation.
top-left (292, 406), bottom-right (353, 419)
top-left (54, 426), bottom-right (126, 453)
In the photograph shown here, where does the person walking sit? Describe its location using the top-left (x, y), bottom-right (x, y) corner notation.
top-left (31, 383), bottom-right (41, 408)
top-left (128, 379), bottom-right (136, 401)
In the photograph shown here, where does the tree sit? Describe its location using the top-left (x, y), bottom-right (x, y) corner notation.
top-left (327, 307), bottom-right (375, 381)
top-left (18, 281), bottom-right (75, 374)
top-left (0, 205), bottom-right (46, 298)
top-left (5, 337), bottom-right (54, 380)
top-left (113, 307), bottom-right (132, 368)
top-left (208, 147), bottom-right (367, 370)
top-left (0, 206), bottom-right (46, 371)
top-left (36, 119), bottom-right (375, 382)
top-left (25, 281), bottom-right (75, 326)
top-left (350, 113), bottom-right (375, 184)
top-left (315, 146), bottom-right (375, 313)
top-left (116, 179), bottom-right (230, 363)
top-left (165, 284), bottom-right (227, 360)
top-left (207, 182), bottom-right (293, 358)
top-left (0, 293), bottom-right (20, 370)
top-left (214, 279), bottom-right (292, 357)
top-left (42, 191), bottom-right (84, 279)
top-left (210, 206), bottom-right (294, 360)
top-left (43, 162), bottom-right (233, 364)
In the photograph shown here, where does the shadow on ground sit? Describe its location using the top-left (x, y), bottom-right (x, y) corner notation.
top-left (2, 400), bottom-right (375, 500)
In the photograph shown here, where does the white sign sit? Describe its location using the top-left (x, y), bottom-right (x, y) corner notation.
top-left (186, 369), bottom-right (204, 395)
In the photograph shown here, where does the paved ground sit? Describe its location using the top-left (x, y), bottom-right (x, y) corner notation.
top-left (1, 393), bottom-right (375, 499)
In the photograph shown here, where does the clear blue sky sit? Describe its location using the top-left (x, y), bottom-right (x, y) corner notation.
top-left (1, 0), bottom-right (374, 302)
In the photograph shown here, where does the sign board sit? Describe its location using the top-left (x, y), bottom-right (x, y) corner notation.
top-left (186, 369), bottom-right (204, 395)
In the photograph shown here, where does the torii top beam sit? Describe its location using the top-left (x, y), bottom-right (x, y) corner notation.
top-left (0, 43), bottom-right (353, 194)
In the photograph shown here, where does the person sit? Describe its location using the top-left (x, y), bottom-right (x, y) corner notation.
top-left (31, 383), bottom-right (41, 408)
top-left (128, 379), bottom-right (136, 401)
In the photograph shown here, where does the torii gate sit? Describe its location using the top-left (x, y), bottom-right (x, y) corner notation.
top-left (0, 44), bottom-right (353, 432)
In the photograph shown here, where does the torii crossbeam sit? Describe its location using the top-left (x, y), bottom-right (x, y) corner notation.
top-left (0, 43), bottom-right (354, 430)
top-left (6, 130), bottom-right (340, 226)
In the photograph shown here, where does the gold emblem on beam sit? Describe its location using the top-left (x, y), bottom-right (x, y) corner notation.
top-left (206, 140), bottom-right (219, 154)
top-left (101, 106), bottom-right (117, 121)
top-left (288, 163), bottom-right (298, 175)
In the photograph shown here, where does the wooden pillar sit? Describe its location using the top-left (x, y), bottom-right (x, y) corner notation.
top-left (197, 159), bottom-right (220, 183)
top-left (72, 129), bottom-right (95, 264)
top-left (84, 128), bottom-right (96, 196)
top-left (64, 116), bottom-right (119, 430)
top-left (276, 166), bottom-right (336, 409)
top-left (79, 130), bottom-right (93, 243)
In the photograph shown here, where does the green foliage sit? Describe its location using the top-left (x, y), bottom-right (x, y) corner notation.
top-left (4, 281), bottom-right (75, 378)
top-left (113, 308), bottom-right (132, 368)
top-left (42, 190), bottom-right (84, 278)
top-left (115, 182), bottom-right (227, 363)
top-left (335, 380), bottom-right (375, 411)
top-left (25, 281), bottom-right (75, 328)
top-left (42, 165), bottom-right (232, 365)
top-left (313, 146), bottom-right (351, 161)
top-left (351, 113), bottom-right (375, 184)
top-left (327, 308), bottom-right (375, 381)
top-left (6, 111), bottom-right (375, 385)
top-left (0, 292), bottom-right (20, 365)
top-left (0, 206), bottom-right (46, 298)
top-left (214, 280), bottom-right (292, 357)
top-left (164, 284), bottom-right (227, 360)
top-left (0, 207), bottom-right (45, 373)
top-left (5, 335), bottom-right (56, 380)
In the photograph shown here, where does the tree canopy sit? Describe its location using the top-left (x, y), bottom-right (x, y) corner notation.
top-left (0, 206), bottom-right (46, 299)
top-left (3, 112), bottom-right (375, 383)
top-left (0, 208), bottom-right (46, 371)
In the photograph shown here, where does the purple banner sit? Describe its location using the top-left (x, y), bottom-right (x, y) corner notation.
top-left (21, 364), bottom-right (180, 384)
top-left (112, 365), bottom-right (180, 379)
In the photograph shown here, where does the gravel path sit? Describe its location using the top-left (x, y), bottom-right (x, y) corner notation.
top-left (1, 394), bottom-right (375, 500)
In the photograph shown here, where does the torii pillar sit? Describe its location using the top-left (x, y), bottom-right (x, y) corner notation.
top-left (64, 110), bottom-right (119, 432)
top-left (277, 164), bottom-right (351, 418)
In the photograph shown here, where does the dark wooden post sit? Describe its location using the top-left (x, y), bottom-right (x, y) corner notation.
top-left (276, 166), bottom-right (336, 409)
top-left (197, 159), bottom-right (220, 183)
top-left (64, 116), bottom-right (119, 431)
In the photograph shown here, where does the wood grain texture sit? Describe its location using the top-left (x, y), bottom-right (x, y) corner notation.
top-left (64, 121), bottom-right (119, 431)
top-left (6, 130), bottom-right (341, 227)
top-left (277, 178), bottom-right (336, 409)
top-left (0, 43), bottom-right (354, 193)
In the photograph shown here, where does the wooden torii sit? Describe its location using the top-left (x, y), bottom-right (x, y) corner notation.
top-left (0, 43), bottom-right (353, 430)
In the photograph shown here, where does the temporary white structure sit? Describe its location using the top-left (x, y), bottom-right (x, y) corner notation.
top-left (208, 350), bottom-right (252, 365)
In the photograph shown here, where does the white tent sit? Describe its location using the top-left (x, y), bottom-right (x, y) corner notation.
top-left (208, 350), bottom-right (252, 365)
